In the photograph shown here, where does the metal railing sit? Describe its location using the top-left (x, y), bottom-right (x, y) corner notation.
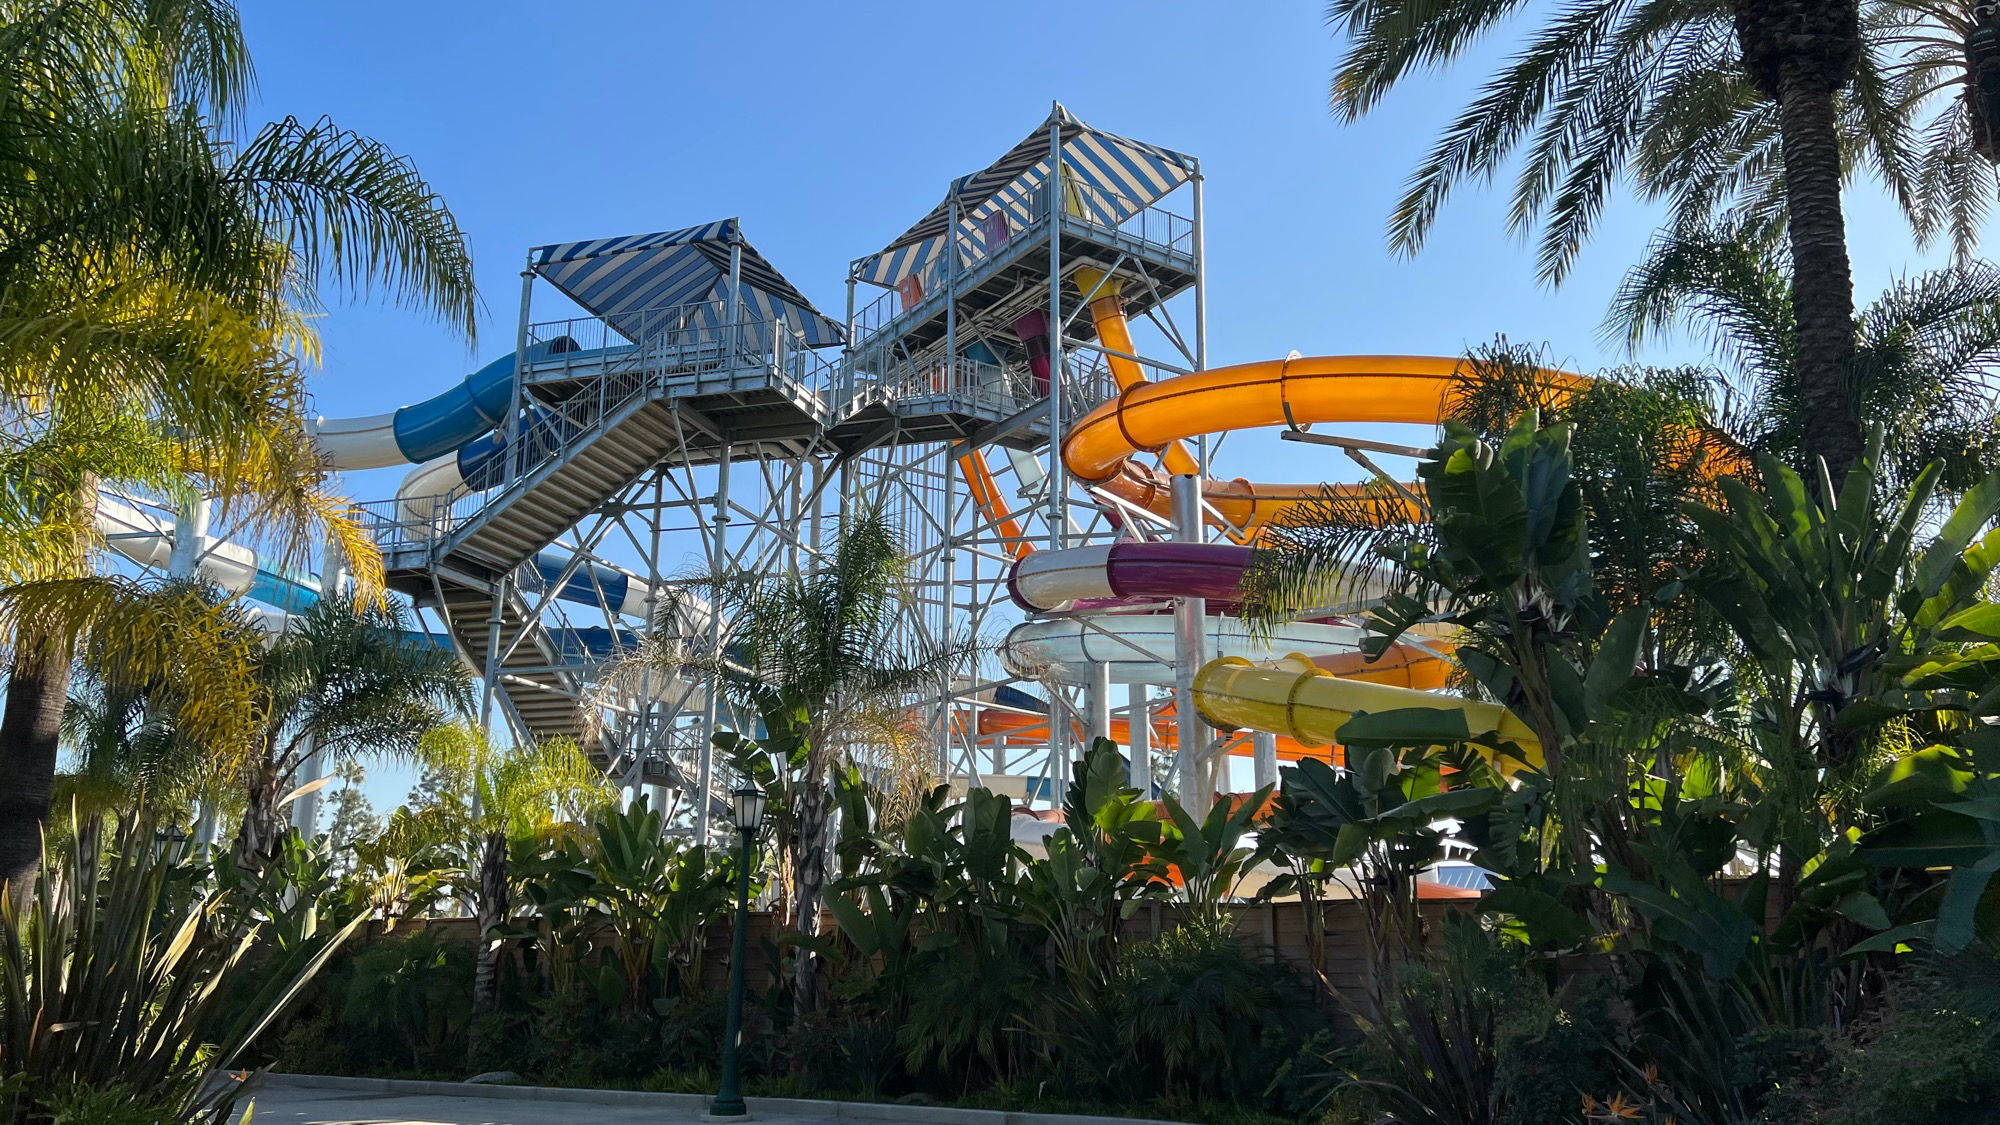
top-left (356, 300), bottom-right (838, 557)
top-left (849, 177), bottom-right (1194, 353)
top-left (839, 355), bottom-right (1036, 419)
top-left (525, 299), bottom-right (838, 394)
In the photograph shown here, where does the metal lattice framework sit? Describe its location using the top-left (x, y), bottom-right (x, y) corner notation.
top-left (352, 104), bottom-right (1230, 839)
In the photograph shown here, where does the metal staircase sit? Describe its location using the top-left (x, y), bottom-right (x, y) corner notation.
top-left (362, 302), bottom-right (835, 757)
top-left (435, 578), bottom-right (586, 746)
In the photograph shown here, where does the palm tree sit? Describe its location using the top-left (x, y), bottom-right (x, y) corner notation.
top-left (409, 723), bottom-right (614, 1017)
top-left (0, 0), bottom-right (476, 894)
top-left (1609, 222), bottom-right (2000, 496)
top-left (1325, 0), bottom-right (1947, 482)
top-left (55, 583), bottom-right (235, 830)
top-left (665, 507), bottom-right (956, 1009)
top-left (231, 598), bottom-right (473, 872)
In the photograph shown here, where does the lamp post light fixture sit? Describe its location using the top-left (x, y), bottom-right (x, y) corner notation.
top-left (153, 822), bottom-right (188, 860)
top-left (709, 784), bottom-right (767, 1119)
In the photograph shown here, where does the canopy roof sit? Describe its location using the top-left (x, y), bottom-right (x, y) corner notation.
top-left (854, 104), bottom-right (1197, 289)
top-left (532, 218), bottom-right (844, 349)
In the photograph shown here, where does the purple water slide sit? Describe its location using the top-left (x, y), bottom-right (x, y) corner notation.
top-left (1007, 542), bottom-right (1257, 613)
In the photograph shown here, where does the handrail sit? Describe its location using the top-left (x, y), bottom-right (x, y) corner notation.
top-left (355, 303), bottom-right (837, 557)
top-left (848, 178), bottom-right (1194, 354)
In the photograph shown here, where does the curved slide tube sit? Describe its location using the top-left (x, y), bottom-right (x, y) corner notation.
top-left (310, 339), bottom-right (575, 472)
top-left (96, 492), bottom-right (321, 613)
top-left (1003, 541), bottom-right (1449, 687)
top-left (1063, 354), bottom-right (1584, 536)
top-left (1194, 655), bottom-right (1542, 766)
top-left (1001, 615), bottom-right (1362, 686)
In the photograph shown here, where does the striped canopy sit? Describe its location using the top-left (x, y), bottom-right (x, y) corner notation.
top-left (532, 218), bottom-right (844, 349)
top-left (853, 104), bottom-right (1196, 289)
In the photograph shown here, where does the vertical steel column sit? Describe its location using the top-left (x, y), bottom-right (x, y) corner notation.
top-left (290, 537), bottom-right (346, 834)
top-left (809, 459), bottom-right (826, 555)
top-left (637, 475), bottom-right (667, 816)
top-left (1045, 114), bottom-right (1067, 550)
top-left (940, 196), bottom-right (962, 779)
top-left (696, 446), bottom-right (733, 841)
top-left (171, 495), bottom-right (214, 836)
top-left (504, 267), bottom-right (534, 490)
top-left (1171, 474), bottom-right (1210, 806)
top-left (946, 196), bottom-right (959, 391)
top-left (938, 446), bottom-right (957, 778)
top-left (477, 574), bottom-right (509, 735)
top-left (725, 232), bottom-right (744, 363)
top-left (842, 267), bottom-right (857, 409)
top-left (1086, 661), bottom-right (1111, 749)
top-left (1252, 731), bottom-right (1278, 791)
top-left (167, 494), bottom-right (208, 578)
top-left (1191, 165), bottom-right (1209, 474)
top-left (1127, 684), bottom-right (1151, 793)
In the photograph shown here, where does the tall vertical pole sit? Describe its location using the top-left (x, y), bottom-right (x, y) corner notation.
top-left (640, 474), bottom-right (668, 816)
top-left (171, 494), bottom-right (215, 839)
top-left (1045, 114), bottom-right (1066, 550)
top-left (843, 267), bottom-right (858, 409)
top-left (710, 819), bottom-right (755, 1118)
top-left (1191, 165), bottom-right (1209, 475)
top-left (1086, 661), bottom-right (1112, 749)
top-left (478, 574), bottom-right (509, 736)
top-left (726, 230), bottom-right (744, 363)
top-left (946, 196), bottom-right (959, 393)
top-left (938, 446), bottom-right (958, 780)
top-left (168, 494), bottom-right (208, 579)
top-left (1171, 475), bottom-right (1210, 807)
top-left (697, 446), bottom-right (732, 841)
top-left (1252, 731), bottom-right (1278, 791)
top-left (1127, 684), bottom-right (1151, 793)
top-left (290, 537), bottom-right (346, 835)
top-left (504, 266), bottom-right (534, 491)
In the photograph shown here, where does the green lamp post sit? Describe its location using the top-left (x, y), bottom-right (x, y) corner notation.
top-left (709, 783), bottom-right (767, 1119)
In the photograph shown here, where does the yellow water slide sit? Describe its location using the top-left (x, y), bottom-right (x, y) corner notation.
top-left (1194, 656), bottom-right (1543, 766)
top-left (1051, 287), bottom-right (1585, 765)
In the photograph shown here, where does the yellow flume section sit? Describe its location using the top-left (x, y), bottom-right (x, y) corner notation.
top-left (1193, 655), bottom-right (1543, 767)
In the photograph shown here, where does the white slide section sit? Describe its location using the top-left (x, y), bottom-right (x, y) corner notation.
top-left (1001, 615), bottom-right (1363, 685)
top-left (311, 410), bottom-right (406, 470)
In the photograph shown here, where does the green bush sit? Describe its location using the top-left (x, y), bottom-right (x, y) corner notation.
top-left (341, 930), bottom-right (474, 1072)
top-left (1100, 919), bottom-right (1314, 1107)
top-left (38, 1083), bottom-right (183, 1125)
top-left (1820, 989), bottom-right (2000, 1125)
top-left (1493, 973), bottom-right (1623, 1125)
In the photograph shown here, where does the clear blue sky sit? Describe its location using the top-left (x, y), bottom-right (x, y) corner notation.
top-left (243, 2), bottom-right (1946, 433)
top-left (237, 1), bottom-right (1966, 805)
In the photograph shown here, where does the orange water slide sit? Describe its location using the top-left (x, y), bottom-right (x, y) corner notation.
top-left (957, 450), bottom-right (1032, 561)
top-left (1064, 354), bottom-right (1587, 537)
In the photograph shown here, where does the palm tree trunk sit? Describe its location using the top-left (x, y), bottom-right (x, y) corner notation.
top-left (1776, 73), bottom-right (1862, 481)
top-left (1732, 0), bottom-right (1864, 483)
top-left (0, 629), bottom-right (74, 903)
top-left (0, 476), bottom-right (97, 902)
top-left (233, 756), bottom-right (285, 873)
top-left (790, 775), bottom-right (830, 1011)
top-left (471, 828), bottom-right (508, 1017)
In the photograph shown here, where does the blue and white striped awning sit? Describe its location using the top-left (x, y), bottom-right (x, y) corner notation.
top-left (532, 218), bottom-right (844, 349)
top-left (853, 105), bottom-right (1196, 289)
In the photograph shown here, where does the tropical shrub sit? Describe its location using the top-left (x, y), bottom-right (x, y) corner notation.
top-left (1, 817), bottom-right (357, 1123)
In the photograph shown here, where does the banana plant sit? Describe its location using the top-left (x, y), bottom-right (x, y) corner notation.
top-left (519, 801), bottom-right (736, 1017)
top-left (1018, 738), bottom-right (1167, 996)
top-left (1156, 782), bottom-right (1272, 930)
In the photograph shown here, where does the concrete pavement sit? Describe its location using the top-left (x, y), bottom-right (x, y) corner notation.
top-left (244, 1075), bottom-right (1195, 1125)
